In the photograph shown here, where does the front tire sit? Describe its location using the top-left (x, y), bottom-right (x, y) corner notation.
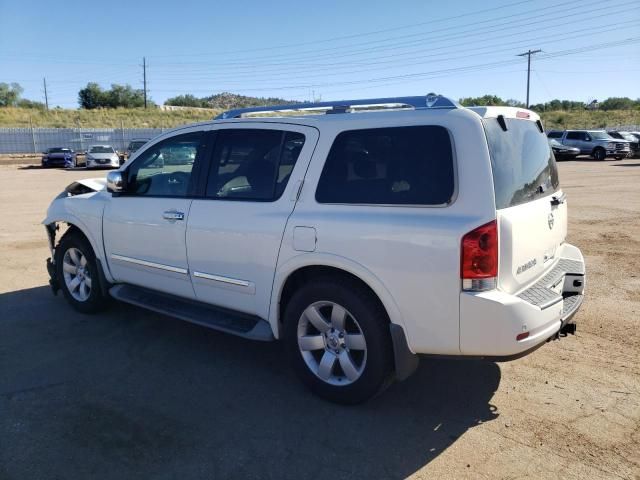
top-left (283, 277), bottom-right (393, 404)
top-left (614, 155), bottom-right (624, 160)
top-left (55, 231), bottom-right (108, 313)
top-left (592, 147), bottom-right (606, 161)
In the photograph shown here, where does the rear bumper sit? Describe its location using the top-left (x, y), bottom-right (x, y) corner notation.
top-left (459, 243), bottom-right (585, 357)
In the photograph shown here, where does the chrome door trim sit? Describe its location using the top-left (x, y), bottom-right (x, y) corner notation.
top-left (111, 254), bottom-right (188, 275)
top-left (193, 271), bottom-right (250, 288)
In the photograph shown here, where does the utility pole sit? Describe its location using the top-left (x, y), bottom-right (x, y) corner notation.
top-left (517, 49), bottom-right (541, 108)
top-left (43, 77), bottom-right (49, 110)
top-left (143, 56), bottom-right (147, 109)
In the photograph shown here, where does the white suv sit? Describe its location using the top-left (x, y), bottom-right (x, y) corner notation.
top-left (44, 95), bottom-right (585, 404)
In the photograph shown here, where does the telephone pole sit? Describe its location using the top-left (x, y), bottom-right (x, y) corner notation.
top-left (43, 77), bottom-right (49, 110)
top-left (142, 56), bottom-right (147, 109)
top-left (517, 49), bottom-right (541, 108)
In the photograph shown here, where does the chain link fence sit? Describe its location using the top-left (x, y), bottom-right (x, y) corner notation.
top-left (0, 127), bottom-right (165, 154)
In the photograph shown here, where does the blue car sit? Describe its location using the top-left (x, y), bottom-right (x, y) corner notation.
top-left (41, 147), bottom-right (78, 168)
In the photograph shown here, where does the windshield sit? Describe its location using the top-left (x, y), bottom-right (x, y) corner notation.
top-left (89, 146), bottom-right (114, 154)
top-left (619, 133), bottom-right (636, 141)
top-left (483, 117), bottom-right (560, 209)
top-left (128, 141), bottom-right (147, 151)
top-left (49, 148), bottom-right (71, 153)
top-left (590, 131), bottom-right (613, 140)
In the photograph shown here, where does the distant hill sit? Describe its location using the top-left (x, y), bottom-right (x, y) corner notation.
top-left (165, 92), bottom-right (298, 109)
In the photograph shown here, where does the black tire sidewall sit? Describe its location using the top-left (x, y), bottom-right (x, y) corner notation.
top-left (283, 279), bottom-right (393, 404)
top-left (55, 232), bottom-right (106, 313)
top-left (593, 148), bottom-right (606, 161)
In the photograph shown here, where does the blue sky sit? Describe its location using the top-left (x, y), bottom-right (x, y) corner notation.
top-left (1, 0), bottom-right (638, 108)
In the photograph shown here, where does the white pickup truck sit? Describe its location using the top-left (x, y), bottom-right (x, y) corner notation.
top-left (44, 95), bottom-right (585, 404)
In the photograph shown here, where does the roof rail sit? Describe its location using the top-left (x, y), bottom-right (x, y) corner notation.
top-left (214, 94), bottom-right (459, 119)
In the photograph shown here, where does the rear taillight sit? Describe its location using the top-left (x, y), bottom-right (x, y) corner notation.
top-left (461, 220), bottom-right (498, 292)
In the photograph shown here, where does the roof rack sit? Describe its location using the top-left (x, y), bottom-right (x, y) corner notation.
top-left (214, 94), bottom-right (459, 119)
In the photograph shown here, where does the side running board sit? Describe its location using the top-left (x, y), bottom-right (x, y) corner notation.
top-left (109, 284), bottom-right (274, 342)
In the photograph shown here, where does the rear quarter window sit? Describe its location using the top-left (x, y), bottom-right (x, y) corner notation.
top-left (315, 126), bottom-right (454, 205)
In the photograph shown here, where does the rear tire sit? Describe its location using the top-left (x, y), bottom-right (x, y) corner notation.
top-left (592, 148), bottom-right (606, 161)
top-left (283, 277), bottom-right (394, 404)
top-left (614, 156), bottom-right (624, 160)
top-left (55, 230), bottom-right (108, 314)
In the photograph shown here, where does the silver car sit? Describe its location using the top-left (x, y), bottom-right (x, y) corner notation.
top-left (85, 145), bottom-right (120, 169)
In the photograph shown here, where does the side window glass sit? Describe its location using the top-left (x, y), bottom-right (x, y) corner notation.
top-left (127, 132), bottom-right (202, 197)
top-left (206, 129), bottom-right (305, 201)
top-left (316, 126), bottom-right (454, 205)
top-left (566, 132), bottom-right (579, 140)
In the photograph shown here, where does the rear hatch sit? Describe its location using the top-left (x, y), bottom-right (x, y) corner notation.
top-left (480, 110), bottom-right (566, 294)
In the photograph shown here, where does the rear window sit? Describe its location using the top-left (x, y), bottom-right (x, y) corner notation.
top-left (316, 126), bottom-right (454, 205)
top-left (483, 117), bottom-right (559, 209)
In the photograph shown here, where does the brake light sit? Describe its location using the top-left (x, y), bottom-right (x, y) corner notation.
top-left (461, 220), bottom-right (498, 291)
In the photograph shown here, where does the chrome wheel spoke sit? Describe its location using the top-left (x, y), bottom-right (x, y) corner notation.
top-left (345, 334), bottom-right (366, 350)
top-left (330, 304), bottom-right (347, 331)
top-left (304, 305), bottom-right (330, 333)
top-left (62, 261), bottom-right (77, 274)
top-left (298, 334), bottom-right (324, 351)
top-left (338, 351), bottom-right (360, 381)
top-left (317, 351), bottom-right (336, 381)
top-left (80, 254), bottom-right (87, 267)
top-left (68, 248), bottom-right (81, 266)
top-left (79, 281), bottom-right (88, 299)
top-left (84, 275), bottom-right (92, 288)
top-left (68, 276), bottom-right (81, 292)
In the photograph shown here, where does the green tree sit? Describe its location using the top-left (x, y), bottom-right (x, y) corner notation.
top-left (0, 82), bottom-right (24, 107)
top-left (165, 94), bottom-right (207, 107)
top-left (459, 95), bottom-right (506, 106)
top-left (599, 97), bottom-right (636, 110)
top-left (78, 82), bottom-right (105, 109)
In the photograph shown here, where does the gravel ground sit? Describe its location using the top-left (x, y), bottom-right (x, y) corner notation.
top-left (0, 160), bottom-right (638, 480)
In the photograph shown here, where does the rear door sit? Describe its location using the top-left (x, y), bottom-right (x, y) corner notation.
top-left (186, 124), bottom-right (319, 318)
top-left (483, 115), bottom-right (567, 294)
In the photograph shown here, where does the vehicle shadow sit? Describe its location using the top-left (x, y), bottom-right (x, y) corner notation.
top-left (612, 162), bottom-right (640, 167)
top-left (1, 285), bottom-right (501, 479)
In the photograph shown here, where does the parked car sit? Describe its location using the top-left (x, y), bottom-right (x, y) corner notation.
top-left (41, 147), bottom-right (78, 168)
top-left (549, 130), bottom-right (630, 160)
top-left (549, 139), bottom-right (580, 160)
top-left (43, 95), bottom-right (585, 404)
top-left (85, 145), bottom-right (120, 169)
top-left (607, 131), bottom-right (640, 157)
top-left (125, 138), bottom-right (150, 160)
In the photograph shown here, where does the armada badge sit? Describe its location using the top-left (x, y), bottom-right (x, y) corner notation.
top-left (548, 212), bottom-right (555, 230)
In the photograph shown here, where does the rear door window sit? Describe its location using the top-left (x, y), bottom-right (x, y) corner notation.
top-left (315, 126), bottom-right (454, 205)
top-left (205, 129), bottom-right (305, 201)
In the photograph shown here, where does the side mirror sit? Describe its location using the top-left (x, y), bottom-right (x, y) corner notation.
top-left (585, 136), bottom-right (591, 142)
top-left (107, 171), bottom-right (125, 193)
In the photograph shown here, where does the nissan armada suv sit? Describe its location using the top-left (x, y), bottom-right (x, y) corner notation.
top-left (44, 95), bottom-right (585, 404)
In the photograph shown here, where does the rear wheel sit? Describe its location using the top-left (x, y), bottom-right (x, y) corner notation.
top-left (614, 155), bottom-right (624, 160)
top-left (592, 147), bottom-right (606, 161)
top-left (55, 231), bottom-right (108, 313)
top-left (283, 277), bottom-right (393, 404)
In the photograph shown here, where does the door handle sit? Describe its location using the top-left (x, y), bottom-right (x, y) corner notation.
top-left (163, 210), bottom-right (185, 221)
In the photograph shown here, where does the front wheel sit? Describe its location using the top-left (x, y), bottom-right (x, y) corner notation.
top-left (614, 156), bottom-right (624, 160)
top-left (592, 148), bottom-right (606, 161)
top-left (283, 278), bottom-right (393, 404)
top-left (55, 231), bottom-right (108, 313)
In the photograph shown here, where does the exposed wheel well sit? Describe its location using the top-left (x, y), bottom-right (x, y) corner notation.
top-left (278, 265), bottom-right (389, 327)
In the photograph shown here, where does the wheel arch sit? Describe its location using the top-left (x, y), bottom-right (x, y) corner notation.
top-left (43, 210), bottom-right (112, 283)
top-left (269, 254), bottom-right (406, 342)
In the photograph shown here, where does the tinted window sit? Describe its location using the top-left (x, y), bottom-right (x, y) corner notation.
top-left (565, 131), bottom-right (581, 140)
top-left (89, 146), bottom-right (115, 153)
top-left (316, 126), bottom-right (454, 205)
top-left (483, 118), bottom-right (559, 209)
top-left (206, 129), bottom-right (305, 201)
top-left (127, 132), bottom-right (202, 197)
top-left (547, 131), bottom-right (563, 139)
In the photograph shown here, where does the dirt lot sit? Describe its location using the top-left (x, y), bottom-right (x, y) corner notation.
top-left (1, 160), bottom-right (639, 480)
